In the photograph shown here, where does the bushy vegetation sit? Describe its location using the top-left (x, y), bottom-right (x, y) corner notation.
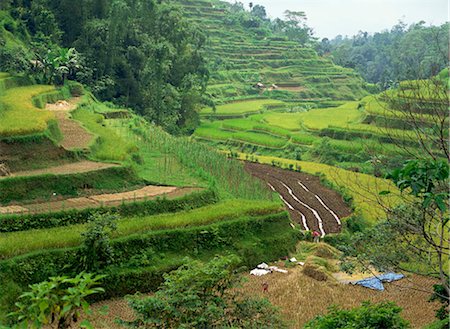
top-left (0, 209), bottom-right (297, 322)
top-left (304, 301), bottom-right (410, 328)
top-left (9, 272), bottom-right (105, 329)
top-left (122, 255), bottom-right (287, 329)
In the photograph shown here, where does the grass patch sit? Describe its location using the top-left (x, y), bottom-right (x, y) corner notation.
top-left (71, 103), bottom-right (137, 161)
top-left (194, 121), bottom-right (234, 141)
top-left (0, 85), bottom-right (56, 136)
top-left (258, 102), bottom-right (362, 131)
top-left (233, 131), bottom-right (287, 148)
top-left (300, 101), bottom-right (362, 130)
top-left (261, 112), bottom-right (304, 130)
top-left (201, 99), bottom-right (286, 115)
top-left (0, 200), bottom-right (282, 258)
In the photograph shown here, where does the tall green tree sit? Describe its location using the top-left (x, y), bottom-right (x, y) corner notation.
top-left (326, 22), bottom-right (449, 86)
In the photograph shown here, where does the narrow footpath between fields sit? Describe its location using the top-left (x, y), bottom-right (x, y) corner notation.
top-left (0, 186), bottom-right (202, 215)
top-left (46, 97), bottom-right (93, 150)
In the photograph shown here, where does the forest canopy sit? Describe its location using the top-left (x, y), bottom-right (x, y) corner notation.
top-left (2, 0), bottom-right (209, 133)
top-left (316, 21), bottom-right (449, 87)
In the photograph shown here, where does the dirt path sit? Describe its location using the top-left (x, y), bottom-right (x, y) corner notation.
top-left (0, 186), bottom-right (202, 215)
top-left (2, 160), bottom-right (119, 178)
top-left (245, 162), bottom-right (351, 235)
top-left (45, 98), bottom-right (93, 150)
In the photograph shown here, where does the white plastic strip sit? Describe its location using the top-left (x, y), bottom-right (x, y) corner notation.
top-left (298, 181), bottom-right (310, 192)
top-left (314, 195), bottom-right (341, 226)
top-left (298, 210), bottom-right (309, 231)
top-left (280, 181), bottom-right (325, 237)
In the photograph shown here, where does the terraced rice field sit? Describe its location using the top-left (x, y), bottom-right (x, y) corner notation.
top-left (201, 99), bottom-right (286, 116)
top-left (0, 186), bottom-right (201, 215)
top-left (177, 0), bottom-right (368, 104)
top-left (0, 85), bottom-right (56, 136)
top-left (237, 153), bottom-right (400, 223)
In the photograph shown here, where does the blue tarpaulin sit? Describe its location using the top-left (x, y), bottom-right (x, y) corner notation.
top-left (354, 272), bottom-right (405, 291)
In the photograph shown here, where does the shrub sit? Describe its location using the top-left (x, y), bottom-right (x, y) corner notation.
top-left (9, 272), bottom-right (104, 329)
top-left (304, 301), bottom-right (410, 329)
top-left (78, 213), bottom-right (117, 272)
top-left (121, 255), bottom-right (287, 329)
top-left (67, 81), bottom-right (84, 96)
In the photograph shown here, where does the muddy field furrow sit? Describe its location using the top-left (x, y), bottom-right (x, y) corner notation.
top-left (267, 176), bottom-right (327, 234)
top-left (245, 162), bottom-right (351, 234)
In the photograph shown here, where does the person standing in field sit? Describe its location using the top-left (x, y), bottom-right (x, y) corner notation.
top-left (262, 282), bottom-right (269, 293)
top-left (313, 230), bottom-right (320, 243)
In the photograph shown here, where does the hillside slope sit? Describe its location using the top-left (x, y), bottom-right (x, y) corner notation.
top-left (178, 0), bottom-right (368, 105)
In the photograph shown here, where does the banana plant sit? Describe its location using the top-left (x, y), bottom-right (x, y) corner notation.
top-left (9, 272), bottom-right (105, 329)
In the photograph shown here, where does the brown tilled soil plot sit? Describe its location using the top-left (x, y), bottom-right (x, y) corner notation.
top-left (3, 160), bottom-right (119, 178)
top-left (84, 268), bottom-right (439, 329)
top-left (46, 98), bottom-right (93, 150)
top-left (0, 187), bottom-right (202, 215)
top-left (245, 162), bottom-right (351, 234)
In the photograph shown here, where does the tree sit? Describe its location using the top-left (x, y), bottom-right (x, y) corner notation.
top-left (251, 4), bottom-right (267, 20)
top-left (73, 0), bottom-right (208, 133)
top-left (337, 62), bottom-right (449, 322)
top-left (315, 38), bottom-right (331, 56)
top-left (326, 22), bottom-right (449, 86)
top-left (385, 159), bottom-right (448, 290)
top-left (9, 272), bottom-right (104, 329)
top-left (282, 10), bottom-right (313, 45)
top-left (120, 255), bottom-right (287, 328)
top-left (304, 301), bottom-right (410, 329)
